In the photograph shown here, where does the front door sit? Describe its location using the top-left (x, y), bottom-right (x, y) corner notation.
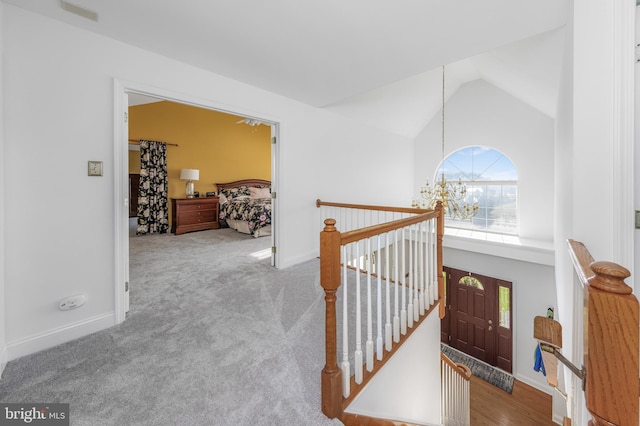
top-left (442, 267), bottom-right (513, 373)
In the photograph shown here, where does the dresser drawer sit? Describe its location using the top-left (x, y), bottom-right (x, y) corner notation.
top-left (179, 203), bottom-right (216, 212)
top-left (171, 197), bottom-right (220, 235)
top-left (180, 210), bottom-right (215, 225)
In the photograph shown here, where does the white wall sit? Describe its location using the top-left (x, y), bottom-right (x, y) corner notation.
top-left (635, 6), bottom-right (640, 296)
top-left (414, 66), bottom-right (561, 419)
top-left (0, 2), bottom-right (7, 375)
top-left (443, 247), bottom-right (556, 391)
top-left (346, 311), bottom-right (441, 426)
top-left (572, 2), bottom-right (618, 260)
top-left (553, 14), bottom-right (575, 425)
top-left (555, 1), bottom-right (636, 424)
top-left (414, 79), bottom-right (555, 243)
top-left (2, 5), bottom-right (415, 359)
top-left (414, 80), bottom-right (566, 419)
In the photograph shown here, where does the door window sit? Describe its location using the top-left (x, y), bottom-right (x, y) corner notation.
top-left (498, 285), bottom-right (511, 329)
top-left (458, 275), bottom-right (484, 290)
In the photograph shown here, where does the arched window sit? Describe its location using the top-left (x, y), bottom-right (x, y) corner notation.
top-left (437, 146), bottom-right (518, 234)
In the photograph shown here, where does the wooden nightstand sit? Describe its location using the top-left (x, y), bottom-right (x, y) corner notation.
top-left (171, 197), bottom-right (220, 235)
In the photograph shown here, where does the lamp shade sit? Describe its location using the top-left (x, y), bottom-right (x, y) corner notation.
top-left (180, 169), bottom-right (199, 181)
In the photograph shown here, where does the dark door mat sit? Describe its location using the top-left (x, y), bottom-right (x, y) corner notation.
top-left (441, 343), bottom-right (514, 394)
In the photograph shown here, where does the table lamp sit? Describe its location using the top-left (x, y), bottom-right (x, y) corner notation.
top-left (180, 168), bottom-right (199, 198)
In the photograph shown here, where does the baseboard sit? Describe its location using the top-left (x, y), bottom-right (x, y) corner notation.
top-left (0, 344), bottom-right (7, 378)
top-left (6, 312), bottom-right (115, 362)
top-left (279, 250), bottom-right (318, 269)
top-left (515, 373), bottom-right (553, 395)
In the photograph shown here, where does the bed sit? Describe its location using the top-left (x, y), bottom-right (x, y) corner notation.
top-left (216, 179), bottom-right (272, 238)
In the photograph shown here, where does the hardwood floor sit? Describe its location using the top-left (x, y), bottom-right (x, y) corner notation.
top-left (342, 376), bottom-right (555, 426)
top-left (471, 376), bottom-right (555, 425)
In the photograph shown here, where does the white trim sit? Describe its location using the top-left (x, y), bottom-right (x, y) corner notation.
top-left (612, 0), bottom-right (635, 275)
top-left (270, 124), bottom-right (280, 268)
top-left (0, 344), bottom-right (7, 377)
top-left (113, 78), bottom-right (283, 322)
top-left (443, 232), bottom-right (555, 266)
top-left (570, 275), bottom-right (586, 426)
top-left (278, 250), bottom-right (318, 270)
top-left (6, 313), bottom-right (115, 362)
top-left (515, 372), bottom-right (553, 396)
top-left (113, 79), bottom-right (127, 324)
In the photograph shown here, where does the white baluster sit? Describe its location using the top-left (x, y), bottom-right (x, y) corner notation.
top-left (441, 360), bottom-right (446, 423)
top-left (354, 241), bottom-right (363, 384)
top-left (431, 219), bottom-right (437, 305)
top-left (384, 231), bottom-right (392, 351)
top-left (419, 222), bottom-right (425, 316)
top-left (427, 219), bottom-right (433, 306)
top-left (340, 245), bottom-right (350, 398)
top-left (393, 229), bottom-right (400, 343)
top-left (376, 235), bottom-right (383, 360)
top-left (413, 225), bottom-right (419, 322)
top-left (400, 226), bottom-right (407, 335)
top-left (366, 238), bottom-right (374, 372)
top-left (407, 225), bottom-right (414, 328)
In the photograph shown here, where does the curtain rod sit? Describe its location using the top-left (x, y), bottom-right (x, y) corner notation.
top-left (128, 139), bottom-right (178, 147)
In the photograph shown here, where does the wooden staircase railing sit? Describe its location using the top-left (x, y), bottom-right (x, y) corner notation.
top-left (441, 352), bottom-right (471, 426)
top-left (318, 200), bottom-right (444, 420)
top-left (534, 239), bottom-right (638, 426)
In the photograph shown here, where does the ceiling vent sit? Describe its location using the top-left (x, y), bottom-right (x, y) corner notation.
top-left (61, 1), bottom-right (99, 22)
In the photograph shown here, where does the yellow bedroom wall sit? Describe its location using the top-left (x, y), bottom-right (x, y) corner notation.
top-left (128, 100), bottom-right (271, 202)
top-left (128, 150), bottom-right (140, 174)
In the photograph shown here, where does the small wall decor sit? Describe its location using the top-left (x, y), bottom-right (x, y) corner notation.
top-left (88, 161), bottom-right (103, 176)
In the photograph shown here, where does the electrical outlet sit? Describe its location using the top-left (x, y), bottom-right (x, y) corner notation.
top-left (59, 295), bottom-right (86, 311)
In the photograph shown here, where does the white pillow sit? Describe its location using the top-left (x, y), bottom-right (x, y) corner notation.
top-left (249, 186), bottom-right (271, 199)
top-left (218, 193), bottom-right (228, 204)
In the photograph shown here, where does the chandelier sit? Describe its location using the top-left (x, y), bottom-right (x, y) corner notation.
top-left (412, 66), bottom-right (479, 220)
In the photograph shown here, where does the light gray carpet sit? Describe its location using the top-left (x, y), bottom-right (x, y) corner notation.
top-left (0, 229), bottom-right (343, 426)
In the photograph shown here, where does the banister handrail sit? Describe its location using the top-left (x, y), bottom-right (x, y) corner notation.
top-left (339, 211), bottom-right (439, 245)
top-left (565, 239), bottom-right (639, 426)
top-left (316, 198), bottom-right (433, 214)
top-left (566, 239), bottom-right (596, 285)
top-left (441, 352), bottom-right (472, 381)
top-left (441, 352), bottom-right (471, 425)
top-left (319, 200), bottom-right (445, 420)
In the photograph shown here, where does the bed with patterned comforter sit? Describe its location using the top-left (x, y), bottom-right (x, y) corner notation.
top-left (216, 179), bottom-right (272, 238)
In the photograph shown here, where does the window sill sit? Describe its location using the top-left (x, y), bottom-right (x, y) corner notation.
top-left (443, 228), bottom-right (555, 266)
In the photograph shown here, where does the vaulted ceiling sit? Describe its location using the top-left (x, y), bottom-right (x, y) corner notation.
top-left (3, 0), bottom-right (569, 137)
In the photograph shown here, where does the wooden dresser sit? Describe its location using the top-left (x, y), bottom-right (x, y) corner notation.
top-left (128, 174), bottom-right (140, 218)
top-left (171, 197), bottom-right (220, 235)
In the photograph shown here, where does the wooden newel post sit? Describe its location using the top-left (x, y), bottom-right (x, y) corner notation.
top-left (584, 261), bottom-right (639, 426)
top-left (435, 201), bottom-right (445, 319)
top-left (320, 219), bottom-right (343, 419)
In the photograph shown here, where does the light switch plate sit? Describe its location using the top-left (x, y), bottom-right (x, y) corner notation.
top-left (88, 160), bottom-right (103, 176)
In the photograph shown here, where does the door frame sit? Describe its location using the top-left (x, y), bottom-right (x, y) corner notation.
top-left (442, 266), bottom-right (513, 373)
top-left (113, 78), bottom-right (281, 324)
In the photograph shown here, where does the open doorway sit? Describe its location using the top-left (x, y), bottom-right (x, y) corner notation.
top-left (441, 266), bottom-right (513, 373)
top-left (113, 80), bottom-right (280, 324)
top-left (126, 95), bottom-right (272, 237)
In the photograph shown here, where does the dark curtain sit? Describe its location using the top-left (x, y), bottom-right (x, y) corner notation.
top-left (137, 140), bottom-right (169, 235)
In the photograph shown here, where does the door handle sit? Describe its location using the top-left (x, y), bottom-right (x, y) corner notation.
top-left (488, 319), bottom-right (493, 325)
top-left (488, 325), bottom-right (493, 331)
